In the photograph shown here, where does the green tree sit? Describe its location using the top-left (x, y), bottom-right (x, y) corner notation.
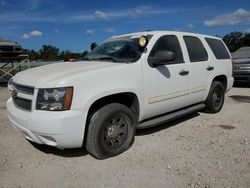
top-left (223, 31), bottom-right (243, 52)
top-left (81, 50), bottom-right (89, 57)
top-left (241, 32), bottom-right (250, 47)
top-left (39, 45), bottom-right (60, 61)
top-left (60, 50), bottom-right (81, 61)
top-left (22, 49), bottom-right (40, 60)
top-left (90, 42), bottom-right (97, 51)
top-left (30, 49), bottom-right (40, 60)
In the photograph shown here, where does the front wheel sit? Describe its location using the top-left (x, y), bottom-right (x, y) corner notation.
top-left (86, 103), bottom-right (136, 159)
top-left (205, 81), bottom-right (225, 113)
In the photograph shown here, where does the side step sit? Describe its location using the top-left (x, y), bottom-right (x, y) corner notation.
top-left (137, 103), bottom-right (205, 129)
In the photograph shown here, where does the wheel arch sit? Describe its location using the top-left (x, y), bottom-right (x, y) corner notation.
top-left (212, 75), bottom-right (227, 90)
top-left (83, 92), bottom-right (140, 146)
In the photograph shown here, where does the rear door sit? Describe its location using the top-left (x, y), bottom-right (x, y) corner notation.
top-left (182, 36), bottom-right (210, 104)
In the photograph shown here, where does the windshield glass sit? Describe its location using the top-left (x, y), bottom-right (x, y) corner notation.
top-left (84, 35), bottom-right (152, 63)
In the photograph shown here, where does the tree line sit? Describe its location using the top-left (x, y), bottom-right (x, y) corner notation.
top-left (222, 31), bottom-right (250, 52)
top-left (23, 32), bottom-right (250, 61)
top-left (22, 45), bottom-right (90, 61)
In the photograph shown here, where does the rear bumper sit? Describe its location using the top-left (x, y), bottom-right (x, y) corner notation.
top-left (7, 98), bottom-right (87, 149)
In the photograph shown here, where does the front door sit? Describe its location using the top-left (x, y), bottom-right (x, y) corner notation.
top-left (142, 35), bottom-right (191, 119)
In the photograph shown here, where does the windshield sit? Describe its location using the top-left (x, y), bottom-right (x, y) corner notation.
top-left (84, 35), bottom-right (151, 63)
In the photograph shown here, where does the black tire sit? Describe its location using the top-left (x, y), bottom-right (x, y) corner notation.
top-left (86, 103), bottom-right (136, 159)
top-left (205, 81), bottom-right (225, 113)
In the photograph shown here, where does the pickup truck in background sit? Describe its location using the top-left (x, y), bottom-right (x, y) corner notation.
top-left (232, 47), bottom-right (250, 83)
top-left (7, 31), bottom-right (234, 159)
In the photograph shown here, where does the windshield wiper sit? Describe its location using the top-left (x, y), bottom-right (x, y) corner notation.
top-left (90, 55), bottom-right (119, 62)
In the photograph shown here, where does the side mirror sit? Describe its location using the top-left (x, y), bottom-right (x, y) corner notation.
top-left (148, 50), bottom-right (175, 67)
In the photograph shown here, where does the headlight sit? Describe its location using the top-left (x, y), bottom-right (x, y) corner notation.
top-left (36, 87), bottom-right (73, 111)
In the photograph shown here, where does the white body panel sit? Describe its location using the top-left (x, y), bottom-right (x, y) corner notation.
top-left (141, 53), bottom-right (191, 120)
top-left (6, 31), bottom-right (234, 148)
top-left (7, 98), bottom-right (86, 148)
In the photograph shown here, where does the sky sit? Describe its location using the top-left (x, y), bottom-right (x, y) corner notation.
top-left (0, 0), bottom-right (250, 52)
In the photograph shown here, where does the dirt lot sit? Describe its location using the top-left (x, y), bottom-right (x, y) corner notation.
top-left (0, 85), bottom-right (250, 188)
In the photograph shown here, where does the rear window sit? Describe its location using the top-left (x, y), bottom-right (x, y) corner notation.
top-left (205, 38), bottom-right (230, 60)
top-left (184, 36), bottom-right (208, 62)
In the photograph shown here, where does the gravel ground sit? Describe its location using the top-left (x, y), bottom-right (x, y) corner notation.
top-left (0, 85), bottom-right (250, 188)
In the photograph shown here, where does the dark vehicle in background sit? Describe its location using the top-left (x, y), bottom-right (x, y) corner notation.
top-left (0, 39), bottom-right (22, 58)
top-left (232, 47), bottom-right (250, 83)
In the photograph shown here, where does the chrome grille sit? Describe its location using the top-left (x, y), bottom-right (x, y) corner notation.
top-left (12, 82), bottom-right (34, 111)
top-left (13, 83), bottom-right (34, 95)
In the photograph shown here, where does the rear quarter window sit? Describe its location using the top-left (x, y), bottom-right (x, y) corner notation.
top-left (205, 38), bottom-right (230, 60)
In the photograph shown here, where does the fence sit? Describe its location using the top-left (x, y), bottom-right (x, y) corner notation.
top-left (0, 55), bottom-right (30, 84)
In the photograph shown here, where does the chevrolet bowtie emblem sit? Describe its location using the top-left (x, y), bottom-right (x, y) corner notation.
top-left (12, 90), bottom-right (18, 98)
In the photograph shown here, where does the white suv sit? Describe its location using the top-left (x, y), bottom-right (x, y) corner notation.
top-left (7, 31), bottom-right (234, 159)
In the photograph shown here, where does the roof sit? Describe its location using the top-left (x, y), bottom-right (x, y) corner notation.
top-left (112, 30), bottom-right (221, 40)
top-left (0, 39), bottom-right (20, 46)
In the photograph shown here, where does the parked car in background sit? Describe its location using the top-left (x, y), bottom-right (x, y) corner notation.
top-left (232, 47), bottom-right (250, 83)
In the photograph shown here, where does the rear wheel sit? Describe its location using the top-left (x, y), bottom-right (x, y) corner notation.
top-left (205, 81), bottom-right (225, 113)
top-left (86, 103), bottom-right (136, 159)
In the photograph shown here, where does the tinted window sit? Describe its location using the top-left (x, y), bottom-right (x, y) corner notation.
top-left (205, 38), bottom-right (230, 59)
top-left (184, 36), bottom-right (208, 62)
top-left (149, 35), bottom-right (184, 64)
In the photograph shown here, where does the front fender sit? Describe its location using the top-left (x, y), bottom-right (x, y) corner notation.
top-left (84, 88), bottom-right (142, 113)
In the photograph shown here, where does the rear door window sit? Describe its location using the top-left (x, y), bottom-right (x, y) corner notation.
top-left (184, 36), bottom-right (208, 62)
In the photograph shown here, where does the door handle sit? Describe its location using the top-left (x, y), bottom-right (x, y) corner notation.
top-left (207, 66), bottom-right (214, 71)
top-left (179, 70), bottom-right (189, 76)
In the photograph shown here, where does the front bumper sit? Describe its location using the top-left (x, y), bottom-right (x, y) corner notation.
top-left (7, 98), bottom-right (87, 149)
top-left (233, 74), bottom-right (250, 83)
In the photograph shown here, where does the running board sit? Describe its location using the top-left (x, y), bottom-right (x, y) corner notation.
top-left (137, 103), bottom-right (205, 129)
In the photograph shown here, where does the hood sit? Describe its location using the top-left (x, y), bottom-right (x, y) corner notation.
top-left (13, 61), bottom-right (126, 88)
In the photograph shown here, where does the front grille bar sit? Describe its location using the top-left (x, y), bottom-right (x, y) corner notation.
top-left (13, 82), bottom-right (34, 95)
top-left (12, 96), bottom-right (32, 111)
